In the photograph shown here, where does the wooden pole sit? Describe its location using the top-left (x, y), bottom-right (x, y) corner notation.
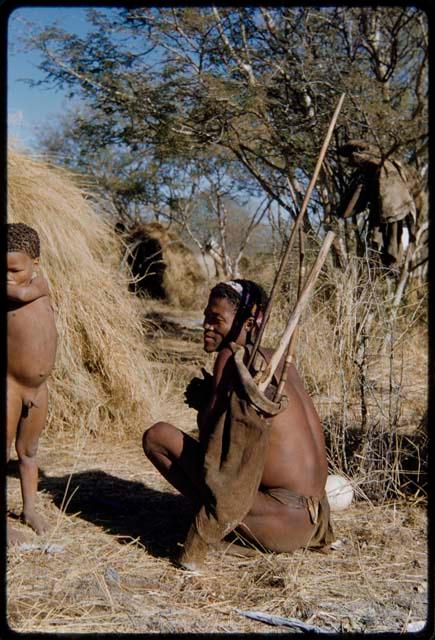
top-left (257, 231), bottom-right (335, 393)
top-left (342, 182), bottom-right (364, 219)
top-left (247, 93), bottom-right (346, 370)
top-left (274, 226), bottom-right (305, 400)
top-left (274, 179), bottom-right (364, 401)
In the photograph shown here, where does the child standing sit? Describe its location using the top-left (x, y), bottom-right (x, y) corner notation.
top-left (7, 223), bottom-right (58, 544)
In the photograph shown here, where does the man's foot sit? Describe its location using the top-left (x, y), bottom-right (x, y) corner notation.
top-left (7, 524), bottom-right (32, 546)
top-left (20, 509), bottom-right (50, 535)
top-left (173, 557), bottom-right (204, 575)
top-left (216, 540), bottom-right (262, 558)
top-left (177, 524), bottom-right (209, 571)
top-left (175, 544), bottom-right (206, 573)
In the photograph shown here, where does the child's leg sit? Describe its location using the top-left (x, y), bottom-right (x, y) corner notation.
top-left (7, 378), bottom-right (22, 461)
top-left (7, 380), bottom-right (33, 545)
top-left (15, 383), bottom-right (49, 534)
top-left (143, 422), bottom-right (205, 503)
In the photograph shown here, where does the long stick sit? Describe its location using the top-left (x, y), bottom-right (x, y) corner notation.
top-left (247, 92), bottom-right (345, 370)
top-left (343, 182), bottom-right (364, 219)
top-left (257, 231), bottom-right (335, 393)
top-left (274, 226), bottom-right (305, 400)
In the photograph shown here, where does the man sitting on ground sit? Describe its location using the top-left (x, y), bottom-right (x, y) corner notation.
top-left (143, 279), bottom-right (333, 557)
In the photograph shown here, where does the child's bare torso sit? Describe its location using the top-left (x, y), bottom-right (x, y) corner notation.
top-left (8, 296), bottom-right (57, 389)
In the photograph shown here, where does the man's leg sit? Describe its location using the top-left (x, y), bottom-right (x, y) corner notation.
top-left (144, 423), bottom-right (316, 554)
top-left (237, 490), bottom-right (315, 553)
top-left (143, 422), bottom-right (205, 503)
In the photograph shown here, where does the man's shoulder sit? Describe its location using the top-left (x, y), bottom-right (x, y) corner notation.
top-left (213, 345), bottom-right (238, 381)
top-left (215, 345), bottom-right (235, 363)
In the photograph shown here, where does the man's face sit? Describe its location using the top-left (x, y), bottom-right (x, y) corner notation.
top-left (202, 296), bottom-right (238, 353)
top-left (7, 252), bottom-right (37, 287)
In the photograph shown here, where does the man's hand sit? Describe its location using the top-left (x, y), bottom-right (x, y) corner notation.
top-left (184, 368), bottom-right (213, 412)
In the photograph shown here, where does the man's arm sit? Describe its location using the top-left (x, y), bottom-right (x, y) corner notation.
top-left (7, 276), bottom-right (49, 303)
top-left (197, 347), bottom-right (234, 445)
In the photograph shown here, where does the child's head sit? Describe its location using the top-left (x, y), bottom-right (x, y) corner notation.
top-left (7, 223), bottom-right (41, 285)
top-left (203, 279), bottom-right (268, 352)
top-left (7, 223), bottom-right (40, 259)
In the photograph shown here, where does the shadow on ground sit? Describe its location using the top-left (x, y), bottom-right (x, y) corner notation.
top-left (7, 461), bottom-right (194, 558)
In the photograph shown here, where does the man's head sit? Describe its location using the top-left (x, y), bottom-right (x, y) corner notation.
top-left (7, 223), bottom-right (41, 286)
top-left (202, 279), bottom-right (268, 352)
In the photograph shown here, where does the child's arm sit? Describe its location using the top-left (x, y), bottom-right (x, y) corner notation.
top-left (7, 276), bottom-right (49, 303)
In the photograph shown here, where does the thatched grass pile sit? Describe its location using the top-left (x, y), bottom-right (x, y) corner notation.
top-left (124, 222), bottom-right (208, 308)
top-left (7, 149), bottom-right (175, 437)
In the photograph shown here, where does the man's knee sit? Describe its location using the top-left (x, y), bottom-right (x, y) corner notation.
top-left (142, 421), bottom-right (172, 457)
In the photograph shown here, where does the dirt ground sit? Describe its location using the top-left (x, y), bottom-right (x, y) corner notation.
top-left (6, 304), bottom-right (430, 634)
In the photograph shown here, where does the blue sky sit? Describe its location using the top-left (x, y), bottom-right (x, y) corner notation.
top-left (8, 6), bottom-right (93, 150)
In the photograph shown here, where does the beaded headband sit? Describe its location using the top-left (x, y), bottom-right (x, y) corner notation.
top-left (225, 280), bottom-right (244, 296)
top-left (223, 280), bottom-right (263, 329)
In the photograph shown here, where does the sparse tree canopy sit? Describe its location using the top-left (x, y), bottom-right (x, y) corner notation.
top-left (30, 6), bottom-right (428, 275)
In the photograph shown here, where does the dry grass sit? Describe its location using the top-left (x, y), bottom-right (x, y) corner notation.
top-left (7, 149), bottom-right (183, 438)
top-left (260, 253), bottom-right (427, 500)
top-left (6, 431), bottom-right (428, 634)
top-left (6, 153), bottom-right (428, 632)
top-left (127, 222), bottom-right (209, 308)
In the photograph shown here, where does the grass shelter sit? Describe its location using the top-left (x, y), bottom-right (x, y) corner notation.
top-left (121, 221), bottom-right (208, 308)
top-left (7, 149), bottom-right (172, 438)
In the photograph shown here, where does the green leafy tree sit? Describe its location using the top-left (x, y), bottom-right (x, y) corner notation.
top-left (28, 7), bottom-right (427, 276)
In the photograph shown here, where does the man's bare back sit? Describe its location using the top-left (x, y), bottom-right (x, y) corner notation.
top-left (215, 345), bottom-right (328, 500)
top-left (262, 349), bottom-right (328, 498)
